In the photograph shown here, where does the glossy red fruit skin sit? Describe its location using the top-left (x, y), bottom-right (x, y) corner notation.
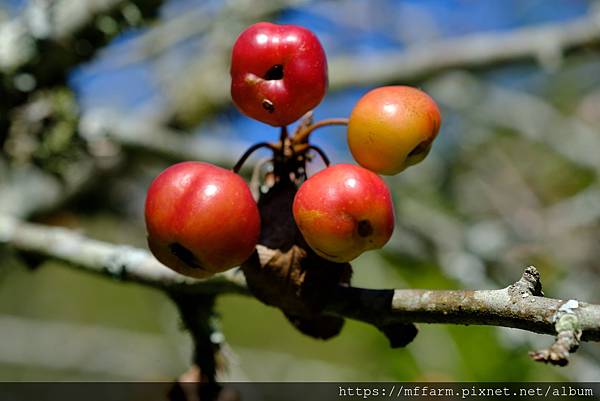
top-left (292, 164), bottom-right (395, 263)
top-left (145, 161), bottom-right (260, 278)
top-left (230, 22), bottom-right (328, 127)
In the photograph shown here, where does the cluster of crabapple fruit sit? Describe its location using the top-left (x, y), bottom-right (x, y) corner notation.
top-left (145, 22), bottom-right (441, 278)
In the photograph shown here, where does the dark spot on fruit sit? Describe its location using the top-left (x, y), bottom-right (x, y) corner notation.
top-left (315, 246), bottom-right (338, 259)
top-left (262, 99), bottom-right (275, 113)
top-left (169, 242), bottom-right (203, 269)
top-left (408, 140), bottom-right (432, 158)
top-left (357, 220), bottom-right (373, 237)
top-left (264, 64), bottom-right (284, 80)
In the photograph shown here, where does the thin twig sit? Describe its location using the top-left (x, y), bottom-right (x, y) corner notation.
top-left (294, 118), bottom-right (349, 144)
top-left (529, 300), bottom-right (583, 366)
top-left (307, 145), bottom-right (330, 166)
top-left (232, 142), bottom-right (276, 174)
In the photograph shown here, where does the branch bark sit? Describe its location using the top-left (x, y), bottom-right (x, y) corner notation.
top-left (327, 267), bottom-right (600, 341)
top-left (0, 214), bottom-right (248, 295)
top-left (1, 215), bottom-right (599, 365)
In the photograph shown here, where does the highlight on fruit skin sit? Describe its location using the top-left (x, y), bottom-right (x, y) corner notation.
top-left (292, 164), bottom-right (395, 263)
top-left (230, 21), bottom-right (328, 127)
top-left (144, 161), bottom-right (260, 278)
top-left (347, 85), bottom-right (442, 175)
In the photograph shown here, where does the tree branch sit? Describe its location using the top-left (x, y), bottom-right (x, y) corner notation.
top-left (327, 267), bottom-right (600, 345)
top-left (79, 110), bottom-right (250, 167)
top-left (529, 299), bottom-right (584, 366)
top-left (0, 214), bottom-right (248, 295)
top-left (329, 8), bottom-right (600, 89)
top-left (0, 160), bottom-right (98, 219)
top-left (0, 0), bottom-right (164, 75)
top-left (0, 108), bottom-right (254, 220)
top-left (0, 0), bottom-right (166, 145)
top-left (1, 216), bottom-right (599, 365)
top-left (168, 292), bottom-right (228, 399)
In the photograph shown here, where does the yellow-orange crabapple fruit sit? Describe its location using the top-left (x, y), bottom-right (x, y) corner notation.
top-left (347, 86), bottom-right (441, 175)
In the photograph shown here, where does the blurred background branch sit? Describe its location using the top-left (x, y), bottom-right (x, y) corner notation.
top-left (329, 7), bottom-right (600, 88)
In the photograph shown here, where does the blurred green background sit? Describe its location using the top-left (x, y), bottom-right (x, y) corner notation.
top-left (1, 0), bottom-right (599, 382)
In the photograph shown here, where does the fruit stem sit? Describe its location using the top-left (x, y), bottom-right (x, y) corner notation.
top-left (294, 117), bottom-right (349, 143)
top-left (279, 125), bottom-right (289, 143)
top-left (272, 125), bottom-right (296, 183)
top-left (232, 142), bottom-right (277, 173)
top-left (307, 145), bottom-right (330, 166)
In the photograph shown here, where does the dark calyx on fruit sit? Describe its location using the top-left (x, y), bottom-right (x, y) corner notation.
top-left (169, 242), bottom-right (203, 269)
top-left (264, 64), bottom-right (284, 80)
top-left (408, 140), bottom-right (432, 158)
top-left (357, 220), bottom-right (374, 237)
top-left (260, 65), bottom-right (284, 114)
